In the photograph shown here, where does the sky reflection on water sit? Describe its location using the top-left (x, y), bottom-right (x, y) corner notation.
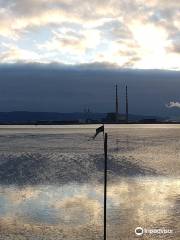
top-left (0, 177), bottom-right (179, 239)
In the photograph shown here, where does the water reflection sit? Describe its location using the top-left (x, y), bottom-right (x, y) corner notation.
top-left (0, 177), bottom-right (179, 239)
top-left (0, 125), bottom-right (179, 239)
top-left (108, 177), bottom-right (180, 239)
top-left (0, 183), bottom-right (103, 239)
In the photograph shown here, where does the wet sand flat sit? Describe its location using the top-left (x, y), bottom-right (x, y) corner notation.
top-left (0, 125), bottom-right (179, 239)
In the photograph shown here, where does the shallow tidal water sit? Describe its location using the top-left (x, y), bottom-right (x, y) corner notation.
top-left (0, 124), bottom-right (179, 239)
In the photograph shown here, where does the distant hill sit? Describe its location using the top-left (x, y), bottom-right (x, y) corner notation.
top-left (0, 111), bottom-right (165, 124)
top-left (0, 111), bottom-right (106, 123)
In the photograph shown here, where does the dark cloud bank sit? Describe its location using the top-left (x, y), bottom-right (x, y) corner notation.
top-left (0, 63), bottom-right (180, 117)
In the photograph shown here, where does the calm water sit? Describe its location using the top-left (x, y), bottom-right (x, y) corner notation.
top-left (0, 124), bottom-right (179, 239)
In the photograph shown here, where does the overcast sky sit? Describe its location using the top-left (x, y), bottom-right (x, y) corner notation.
top-left (0, 1), bottom-right (180, 116)
top-left (0, 0), bottom-right (180, 69)
top-left (0, 63), bottom-right (180, 117)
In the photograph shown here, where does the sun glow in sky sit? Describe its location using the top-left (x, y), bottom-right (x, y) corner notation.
top-left (0, 0), bottom-right (180, 70)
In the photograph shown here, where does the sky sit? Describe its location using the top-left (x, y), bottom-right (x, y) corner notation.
top-left (0, 0), bottom-right (180, 70)
top-left (0, 1), bottom-right (180, 116)
top-left (0, 64), bottom-right (180, 117)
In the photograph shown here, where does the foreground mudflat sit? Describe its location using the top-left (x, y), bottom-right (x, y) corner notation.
top-left (0, 125), bottom-right (179, 239)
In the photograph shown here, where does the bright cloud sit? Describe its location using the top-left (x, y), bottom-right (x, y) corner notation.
top-left (38, 28), bottom-right (101, 55)
top-left (0, 43), bottom-right (42, 63)
top-left (0, 0), bottom-right (179, 69)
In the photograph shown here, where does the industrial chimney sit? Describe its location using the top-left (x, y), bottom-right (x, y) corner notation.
top-left (126, 85), bottom-right (129, 123)
top-left (115, 84), bottom-right (119, 122)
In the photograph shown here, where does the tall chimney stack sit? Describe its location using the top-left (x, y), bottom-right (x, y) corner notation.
top-left (115, 84), bottom-right (119, 122)
top-left (126, 85), bottom-right (129, 123)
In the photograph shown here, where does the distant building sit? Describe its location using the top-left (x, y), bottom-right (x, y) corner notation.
top-left (105, 112), bottom-right (126, 123)
top-left (104, 84), bottom-right (127, 123)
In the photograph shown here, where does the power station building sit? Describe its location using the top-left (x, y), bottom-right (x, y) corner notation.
top-left (105, 84), bottom-right (129, 123)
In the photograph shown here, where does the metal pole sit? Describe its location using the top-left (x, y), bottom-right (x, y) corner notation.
top-left (104, 133), bottom-right (108, 240)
